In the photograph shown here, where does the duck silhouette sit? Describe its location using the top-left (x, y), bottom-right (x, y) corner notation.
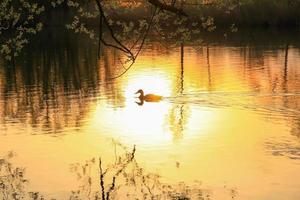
top-left (135, 89), bottom-right (162, 106)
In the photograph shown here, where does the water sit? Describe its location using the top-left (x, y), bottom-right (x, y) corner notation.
top-left (0, 29), bottom-right (300, 199)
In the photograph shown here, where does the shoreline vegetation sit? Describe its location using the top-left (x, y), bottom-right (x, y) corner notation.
top-left (0, 146), bottom-right (238, 200)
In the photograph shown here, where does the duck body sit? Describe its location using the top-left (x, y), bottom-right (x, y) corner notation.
top-left (135, 89), bottom-right (162, 104)
top-left (142, 94), bottom-right (162, 102)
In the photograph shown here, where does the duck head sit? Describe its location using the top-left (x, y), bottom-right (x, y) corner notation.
top-left (135, 89), bottom-right (144, 98)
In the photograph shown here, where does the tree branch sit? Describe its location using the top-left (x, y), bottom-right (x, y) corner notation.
top-left (109, 8), bottom-right (158, 79)
top-left (147, 0), bottom-right (188, 17)
top-left (95, 0), bottom-right (134, 59)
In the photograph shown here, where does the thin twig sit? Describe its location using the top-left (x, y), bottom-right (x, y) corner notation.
top-left (100, 38), bottom-right (130, 54)
top-left (105, 145), bottom-right (136, 199)
top-left (142, 176), bottom-right (155, 199)
top-left (99, 158), bottom-right (106, 200)
top-left (94, 0), bottom-right (134, 59)
top-left (134, 8), bottom-right (158, 59)
top-left (105, 177), bottom-right (115, 200)
top-left (109, 8), bottom-right (158, 79)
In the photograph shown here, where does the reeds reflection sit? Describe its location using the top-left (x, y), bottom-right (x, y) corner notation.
top-left (0, 147), bottom-right (238, 200)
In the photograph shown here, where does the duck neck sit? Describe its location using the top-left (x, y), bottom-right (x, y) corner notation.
top-left (139, 91), bottom-right (144, 98)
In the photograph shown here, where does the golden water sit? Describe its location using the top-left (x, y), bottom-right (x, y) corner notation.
top-left (0, 35), bottom-right (300, 199)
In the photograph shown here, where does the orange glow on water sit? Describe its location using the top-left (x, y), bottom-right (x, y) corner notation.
top-left (0, 44), bottom-right (300, 199)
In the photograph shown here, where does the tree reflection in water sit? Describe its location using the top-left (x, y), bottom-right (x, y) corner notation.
top-left (0, 144), bottom-right (238, 200)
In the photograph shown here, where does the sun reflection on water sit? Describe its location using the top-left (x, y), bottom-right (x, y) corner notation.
top-left (124, 73), bottom-right (172, 98)
top-left (91, 67), bottom-right (175, 146)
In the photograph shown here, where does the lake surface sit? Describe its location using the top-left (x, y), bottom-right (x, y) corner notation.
top-left (0, 29), bottom-right (300, 199)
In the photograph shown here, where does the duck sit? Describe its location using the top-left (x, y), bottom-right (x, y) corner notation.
top-left (135, 89), bottom-right (162, 105)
